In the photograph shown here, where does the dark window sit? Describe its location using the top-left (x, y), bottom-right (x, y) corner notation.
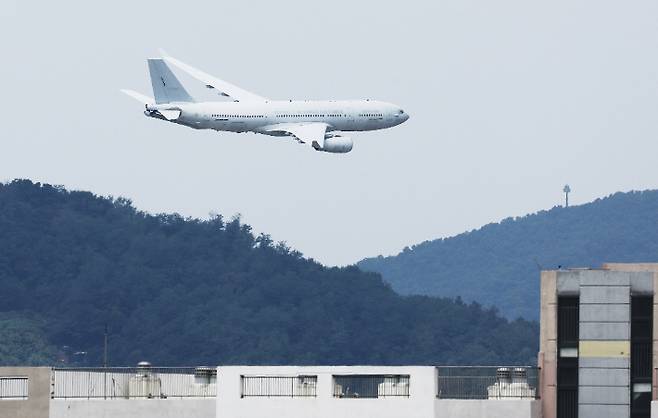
top-left (333, 375), bottom-right (409, 398)
top-left (631, 296), bottom-right (652, 418)
top-left (558, 297), bottom-right (579, 348)
top-left (557, 296), bottom-right (579, 418)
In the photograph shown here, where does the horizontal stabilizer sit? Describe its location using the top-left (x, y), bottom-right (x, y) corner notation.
top-left (121, 89), bottom-right (153, 105)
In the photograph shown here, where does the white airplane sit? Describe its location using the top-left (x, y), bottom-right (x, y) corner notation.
top-left (122, 53), bottom-right (409, 153)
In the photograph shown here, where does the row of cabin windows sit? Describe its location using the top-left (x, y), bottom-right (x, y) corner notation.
top-left (211, 114), bottom-right (265, 118)
top-left (275, 114), bottom-right (344, 118)
top-left (211, 113), bottom-right (384, 119)
top-left (211, 114), bottom-right (348, 119)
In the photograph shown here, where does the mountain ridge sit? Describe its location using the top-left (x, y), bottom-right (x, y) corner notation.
top-left (358, 190), bottom-right (658, 319)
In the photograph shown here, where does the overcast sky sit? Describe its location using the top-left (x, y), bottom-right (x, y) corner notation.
top-left (1, 0), bottom-right (657, 265)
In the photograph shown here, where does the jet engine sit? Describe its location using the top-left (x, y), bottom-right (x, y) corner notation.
top-left (318, 136), bottom-right (353, 153)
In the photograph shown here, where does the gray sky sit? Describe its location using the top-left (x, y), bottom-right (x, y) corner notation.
top-left (1, 0), bottom-right (658, 266)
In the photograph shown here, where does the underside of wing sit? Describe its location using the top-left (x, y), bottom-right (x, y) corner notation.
top-left (261, 123), bottom-right (352, 153)
top-left (161, 52), bottom-right (268, 103)
top-left (262, 123), bottom-right (329, 148)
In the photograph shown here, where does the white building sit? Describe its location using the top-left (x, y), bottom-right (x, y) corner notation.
top-left (218, 366), bottom-right (540, 418)
top-left (0, 364), bottom-right (540, 418)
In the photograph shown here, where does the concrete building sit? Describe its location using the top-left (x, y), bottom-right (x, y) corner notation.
top-left (539, 263), bottom-right (658, 418)
top-left (218, 366), bottom-right (539, 418)
top-left (0, 367), bottom-right (50, 418)
top-left (0, 364), bottom-right (540, 418)
top-left (7, 262), bottom-right (658, 418)
top-left (0, 364), bottom-right (217, 418)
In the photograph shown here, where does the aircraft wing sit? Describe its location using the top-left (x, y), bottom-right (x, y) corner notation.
top-left (161, 52), bottom-right (268, 103)
top-left (262, 123), bottom-right (329, 148)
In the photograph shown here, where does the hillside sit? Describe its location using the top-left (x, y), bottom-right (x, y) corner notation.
top-left (358, 190), bottom-right (658, 319)
top-left (0, 180), bottom-right (537, 367)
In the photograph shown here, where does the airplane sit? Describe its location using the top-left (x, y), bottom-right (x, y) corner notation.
top-left (122, 53), bottom-right (409, 153)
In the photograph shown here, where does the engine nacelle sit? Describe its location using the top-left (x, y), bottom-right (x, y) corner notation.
top-left (321, 136), bottom-right (353, 153)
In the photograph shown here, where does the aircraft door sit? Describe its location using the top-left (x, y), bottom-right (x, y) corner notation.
top-left (345, 110), bottom-right (356, 130)
top-left (230, 121), bottom-right (246, 132)
top-left (199, 111), bottom-right (211, 129)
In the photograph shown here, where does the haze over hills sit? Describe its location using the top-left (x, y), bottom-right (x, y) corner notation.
top-left (0, 180), bottom-right (537, 367)
top-left (358, 190), bottom-right (658, 320)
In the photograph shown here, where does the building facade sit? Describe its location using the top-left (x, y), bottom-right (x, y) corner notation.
top-left (218, 366), bottom-right (539, 418)
top-left (9, 262), bottom-right (658, 418)
top-left (539, 263), bottom-right (658, 418)
top-left (0, 365), bottom-right (540, 418)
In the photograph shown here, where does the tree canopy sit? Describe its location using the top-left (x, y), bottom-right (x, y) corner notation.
top-left (0, 180), bottom-right (537, 366)
top-left (0, 312), bottom-right (57, 365)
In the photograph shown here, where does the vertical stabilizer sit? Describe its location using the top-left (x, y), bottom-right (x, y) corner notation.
top-left (147, 59), bottom-right (194, 104)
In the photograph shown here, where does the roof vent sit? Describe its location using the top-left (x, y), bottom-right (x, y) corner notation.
top-left (512, 367), bottom-right (527, 383)
top-left (194, 366), bottom-right (217, 384)
top-left (130, 361), bottom-right (161, 398)
top-left (496, 367), bottom-right (511, 383)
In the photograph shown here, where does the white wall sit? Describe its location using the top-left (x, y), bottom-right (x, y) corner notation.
top-left (217, 366), bottom-right (436, 418)
top-left (216, 366), bottom-right (541, 418)
top-left (50, 398), bottom-right (215, 418)
top-left (48, 366), bottom-right (543, 418)
top-left (435, 399), bottom-right (541, 418)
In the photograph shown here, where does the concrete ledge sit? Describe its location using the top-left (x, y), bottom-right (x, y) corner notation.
top-left (434, 399), bottom-right (541, 418)
top-left (579, 357), bottom-right (629, 368)
top-left (579, 386), bottom-right (630, 404)
top-left (579, 271), bottom-right (630, 286)
top-left (579, 323), bottom-right (629, 340)
top-left (579, 340), bottom-right (630, 357)
top-left (603, 263), bottom-right (658, 272)
top-left (579, 368), bottom-right (629, 386)
top-left (50, 398), bottom-right (216, 418)
top-left (579, 304), bottom-right (630, 322)
top-left (579, 403), bottom-right (629, 418)
top-left (580, 286), bottom-right (629, 304)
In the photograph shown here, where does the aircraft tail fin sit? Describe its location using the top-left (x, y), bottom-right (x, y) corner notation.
top-left (147, 58), bottom-right (195, 104)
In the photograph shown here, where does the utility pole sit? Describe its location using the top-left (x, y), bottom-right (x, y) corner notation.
top-left (103, 324), bottom-right (108, 367)
top-left (563, 184), bottom-right (571, 207)
top-left (103, 324), bottom-right (108, 400)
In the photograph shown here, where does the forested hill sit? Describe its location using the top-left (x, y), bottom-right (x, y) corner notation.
top-left (358, 190), bottom-right (658, 320)
top-left (0, 180), bottom-right (537, 367)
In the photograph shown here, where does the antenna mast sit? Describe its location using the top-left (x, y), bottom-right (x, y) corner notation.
top-left (103, 324), bottom-right (108, 367)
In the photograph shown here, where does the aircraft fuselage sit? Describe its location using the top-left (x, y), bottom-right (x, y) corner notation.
top-left (146, 100), bottom-right (408, 134)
